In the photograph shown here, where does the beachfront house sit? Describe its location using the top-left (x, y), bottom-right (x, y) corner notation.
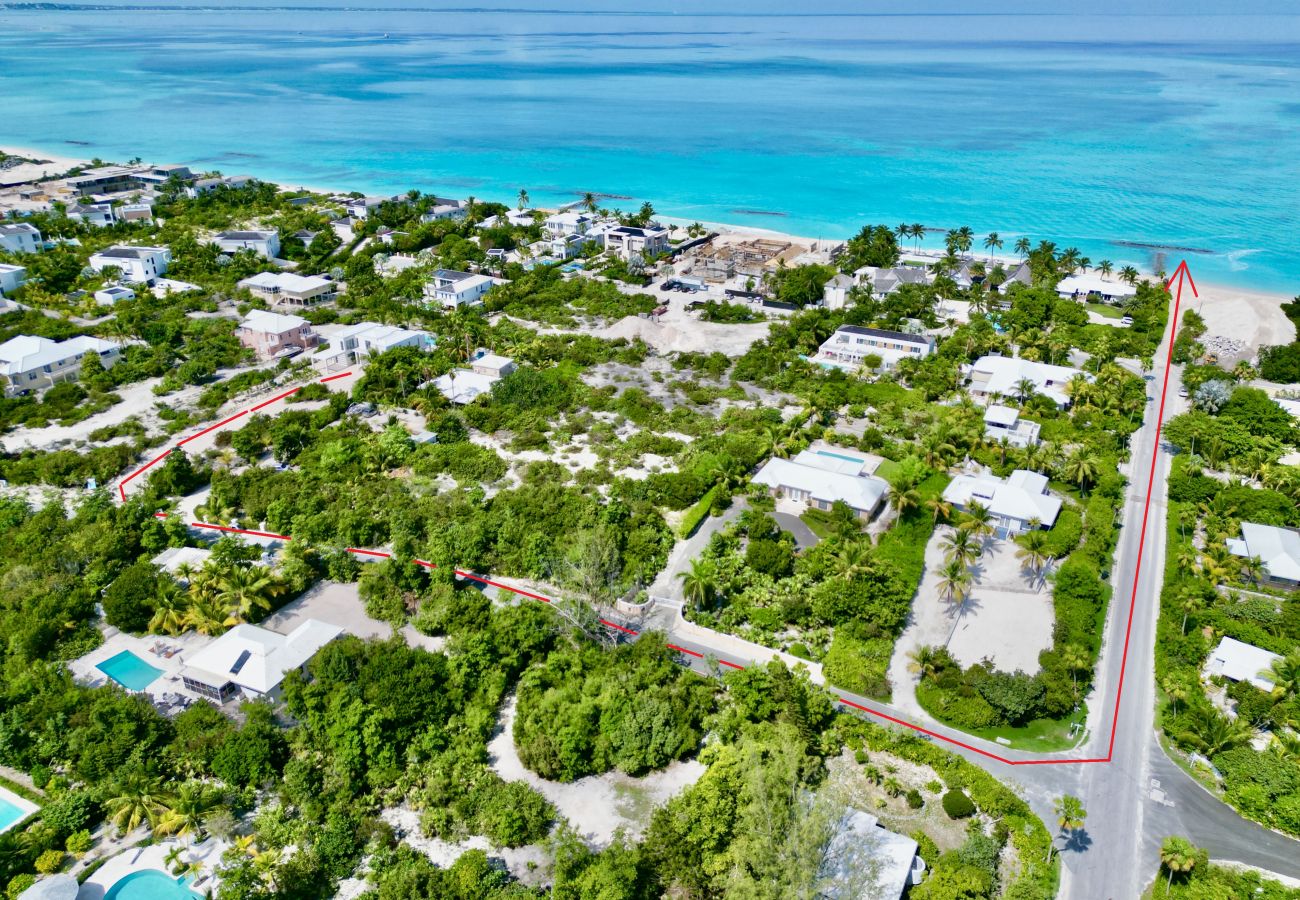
top-left (179, 619), bottom-right (342, 704)
top-left (983, 404), bottom-right (1041, 448)
top-left (0, 264), bottom-right (26, 296)
top-left (814, 325), bottom-right (935, 372)
top-left (67, 202), bottom-right (117, 228)
top-left (186, 175), bottom-right (254, 198)
top-left (316, 321), bottom-right (435, 371)
top-left (236, 309), bottom-right (320, 359)
top-left (424, 269), bottom-right (500, 309)
top-left (752, 443), bottom-right (889, 520)
top-left (0, 335), bottom-right (121, 395)
top-left (1055, 274), bottom-right (1137, 305)
top-left (1226, 522), bottom-right (1300, 589)
top-left (94, 285), bottom-right (135, 305)
top-left (942, 468), bottom-right (1062, 537)
top-left (344, 196), bottom-right (388, 219)
top-left (599, 224), bottom-right (669, 260)
top-left (506, 208), bottom-right (539, 227)
top-left (820, 809), bottom-right (927, 899)
top-left (88, 246), bottom-right (171, 284)
top-left (966, 355), bottom-right (1086, 408)
top-left (854, 265), bottom-right (931, 296)
top-left (544, 211), bottom-right (594, 237)
top-left (237, 271), bottom-right (337, 308)
top-left (211, 229), bottom-right (281, 259)
top-left (0, 223), bottom-right (42, 254)
top-left (1206, 636), bottom-right (1281, 692)
top-left (996, 262), bottom-right (1034, 295)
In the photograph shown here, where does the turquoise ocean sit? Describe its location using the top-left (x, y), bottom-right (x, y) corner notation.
top-left (2, 2), bottom-right (1299, 292)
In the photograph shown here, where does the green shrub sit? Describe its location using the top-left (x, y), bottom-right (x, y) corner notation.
top-left (6, 875), bottom-right (36, 899)
top-left (906, 789), bottom-right (924, 810)
top-left (65, 830), bottom-right (93, 856)
top-left (942, 789), bottom-right (976, 819)
top-left (34, 848), bottom-right (64, 874)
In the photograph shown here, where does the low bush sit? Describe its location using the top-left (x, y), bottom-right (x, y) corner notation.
top-left (942, 789), bottom-right (976, 819)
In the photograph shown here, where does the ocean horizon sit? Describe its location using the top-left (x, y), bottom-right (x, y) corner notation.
top-left (2, 2), bottom-right (1299, 293)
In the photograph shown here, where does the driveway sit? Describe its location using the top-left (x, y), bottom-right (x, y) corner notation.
top-left (773, 510), bottom-right (820, 551)
top-left (646, 499), bottom-right (747, 600)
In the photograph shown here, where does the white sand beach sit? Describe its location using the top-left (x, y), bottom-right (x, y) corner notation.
top-left (0, 144), bottom-right (86, 181)
top-left (1183, 280), bottom-right (1295, 352)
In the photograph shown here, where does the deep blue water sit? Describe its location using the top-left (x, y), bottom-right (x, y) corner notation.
top-left (2, 3), bottom-right (1299, 292)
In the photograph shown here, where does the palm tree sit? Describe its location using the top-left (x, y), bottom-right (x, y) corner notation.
top-left (924, 497), bottom-right (952, 526)
top-left (1061, 449), bottom-right (1100, 495)
top-left (910, 223), bottom-right (925, 250)
top-left (1016, 530), bottom-right (1050, 585)
top-left (940, 527), bottom-right (980, 568)
top-left (937, 558), bottom-right (973, 611)
top-left (832, 540), bottom-right (873, 580)
top-left (516, 188), bottom-right (529, 210)
top-left (1159, 836), bottom-right (1198, 892)
top-left (1014, 236), bottom-right (1031, 259)
top-left (891, 484), bottom-right (922, 518)
top-left (105, 773), bottom-right (169, 835)
top-left (1180, 707), bottom-right (1251, 757)
top-left (1239, 554), bottom-right (1266, 587)
top-left (149, 592), bottom-right (189, 636)
top-left (1054, 794), bottom-right (1086, 837)
top-left (907, 645), bottom-right (944, 681)
top-left (960, 501), bottom-right (995, 541)
top-left (164, 845), bottom-right (186, 875)
top-left (1177, 589), bottom-right (1203, 636)
top-left (582, 192), bottom-right (598, 213)
top-left (919, 431), bottom-right (957, 470)
top-left (216, 565), bottom-right (283, 624)
top-left (1162, 677), bottom-right (1189, 718)
top-left (1119, 265), bottom-right (1139, 286)
top-left (1060, 644), bottom-right (1090, 702)
top-left (1014, 377), bottom-right (1038, 405)
top-left (1265, 650), bottom-right (1300, 700)
top-left (1097, 259), bottom-right (1114, 278)
top-left (677, 558), bottom-right (718, 610)
top-left (156, 782), bottom-right (219, 844)
top-left (183, 595), bottom-right (229, 636)
top-left (982, 232), bottom-right (1003, 260)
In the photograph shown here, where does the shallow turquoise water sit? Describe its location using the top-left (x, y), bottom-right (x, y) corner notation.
top-left (2, 3), bottom-right (1299, 292)
top-left (104, 870), bottom-right (200, 900)
top-left (96, 650), bottom-right (164, 691)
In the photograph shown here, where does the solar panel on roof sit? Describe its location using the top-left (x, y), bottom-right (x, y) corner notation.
top-left (229, 648), bottom-right (252, 675)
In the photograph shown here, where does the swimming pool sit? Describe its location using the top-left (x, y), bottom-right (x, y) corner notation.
top-left (104, 870), bottom-right (200, 900)
top-left (0, 785), bottom-right (37, 834)
top-left (96, 650), bottom-right (164, 691)
top-left (815, 450), bottom-right (865, 464)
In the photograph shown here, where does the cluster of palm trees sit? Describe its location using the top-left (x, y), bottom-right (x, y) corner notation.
top-left (934, 503), bottom-right (994, 616)
top-left (149, 560), bottom-right (288, 636)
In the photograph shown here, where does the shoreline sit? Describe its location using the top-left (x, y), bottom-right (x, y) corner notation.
top-left (3, 141), bottom-right (1295, 324)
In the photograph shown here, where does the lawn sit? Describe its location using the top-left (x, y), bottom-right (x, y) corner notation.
top-left (923, 705), bottom-right (1090, 753)
top-left (874, 458), bottom-right (901, 482)
top-left (1085, 302), bottom-right (1123, 319)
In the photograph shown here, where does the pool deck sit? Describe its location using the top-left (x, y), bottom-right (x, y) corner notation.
top-left (77, 837), bottom-right (227, 899)
top-left (68, 627), bottom-right (215, 704)
top-left (0, 783), bottom-right (39, 834)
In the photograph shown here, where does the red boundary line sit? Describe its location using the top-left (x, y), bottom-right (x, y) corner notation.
top-left (131, 276), bottom-right (1192, 767)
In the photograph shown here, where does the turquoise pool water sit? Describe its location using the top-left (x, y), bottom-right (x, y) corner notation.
top-left (105, 870), bottom-right (200, 900)
top-left (816, 450), bottom-right (865, 464)
top-left (0, 794), bottom-right (30, 833)
top-left (96, 651), bottom-right (164, 691)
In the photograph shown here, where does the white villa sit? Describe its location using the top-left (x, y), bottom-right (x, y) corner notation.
top-left (94, 285), bottom-right (136, 305)
top-left (434, 350), bottom-right (516, 405)
top-left (966, 355), bottom-right (1087, 408)
top-left (822, 273), bottom-right (854, 310)
top-left (212, 229), bottom-right (281, 258)
top-left (419, 198), bottom-right (467, 222)
top-left (0, 334), bottom-right (121, 395)
top-left (0, 222), bottom-right (42, 254)
top-left (752, 443), bottom-right (889, 520)
top-left (983, 404), bottom-right (1041, 448)
top-left (317, 321), bottom-right (435, 370)
top-left (814, 325), bottom-right (935, 372)
top-left (599, 224), bottom-right (669, 259)
top-left (1226, 523), bottom-right (1300, 588)
top-left (67, 202), bottom-right (116, 228)
top-left (238, 271), bottom-right (337, 308)
top-left (1206, 636), bottom-right (1281, 692)
top-left (88, 245), bottom-right (171, 284)
top-left (180, 619), bottom-right (342, 704)
top-left (0, 264), bottom-right (26, 296)
top-left (942, 468), bottom-right (1062, 536)
top-left (544, 211), bottom-right (594, 237)
top-left (1056, 273), bottom-right (1137, 304)
top-left (424, 269), bottom-right (500, 309)
top-left (152, 546), bottom-right (213, 578)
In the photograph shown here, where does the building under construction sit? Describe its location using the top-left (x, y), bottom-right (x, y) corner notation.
top-left (690, 238), bottom-right (795, 283)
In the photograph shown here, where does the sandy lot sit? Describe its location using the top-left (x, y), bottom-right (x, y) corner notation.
top-left (1191, 281), bottom-right (1295, 353)
top-left (487, 694), bottom-right (704, 849)
top-left (888, 527), bottom-right (1054, 710)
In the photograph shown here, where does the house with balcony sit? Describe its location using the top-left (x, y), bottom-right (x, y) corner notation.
top-left (982, 404), bottom-right (1041, 448)
top-left (237, 271), bottom-right (337, 308)
top-left (0, 334), bottom-right (121, 394)
top-left (212, 229), bottom-right (281, 259)
top-left (600, 224), bottom-right (669, 260)
top-left (88, 246), bottom-right (171, 284)
top-left (424, 269), bottom-right (501, 309)
top-left (67, 202), bottom-right (117, 228)
top-left (316, 322), bottom-right (435, 371)
top-left (814, 325), bottom-right (935, 372)
top-left (236, 309), bottom-right (320, 359)
top-left (966, 355), bottom-right (1087, 408)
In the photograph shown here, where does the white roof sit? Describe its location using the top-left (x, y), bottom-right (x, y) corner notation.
top-left (0, 335), bottom-right (119, 376)
top-left (471, 352), bottom-right (513, 372)
top-left (1208, 636), bottom-right (1281, 692)
top-left (821, 809), bottom-right (919, 900)
top-left (434, 369), bottom-right (498, 404)
top-left (0, 263), bottom-right (25, 275)
top-left (1226, 522), bottom-right (1300, 583)
top-left (1056, 273), bottom-right (1137, 298)
top-left (240, 309), bottom-right (308, 334)
top-left (790, 444), bottom-right (880, 477)
top-left (331, 321), bottom-right (432, 350)
top-left (182, 619), bottom-right (342, 695)
top-left (545, 211), bottom-right (590, 226)
top-left (983, 404), bottom-right (1020, 427)
top-left (752, 456), bottom-right (888, 514)
top-left (0, 222), bottom-right (40, 236)
top-left (438, 273), bottom-right (495, 294)
top-left (942, 468), bottom-right (1061, 527)
top-left (238, 271), bottom-right (333, 294)
top-left (970, 355), bottom-right (1087, 406)
top-left (151, 546), bottom-right (212, 574)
